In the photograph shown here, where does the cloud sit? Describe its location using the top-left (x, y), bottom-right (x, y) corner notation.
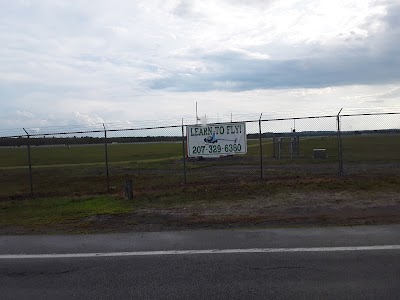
top-left (380, 87), bottom-right (400, 99)
top-left (148, 50), bottom-right (400, 91)
top-left (0, 0), bottom-right (399, 131)
top-left (172, 0), bottom-right (195, 17)
top-left (73, 111), bottom-right (104, 126)
top-left (147, 1), bottom-right (400, 91)
top-left (16, 110), bottom-right (34, 118)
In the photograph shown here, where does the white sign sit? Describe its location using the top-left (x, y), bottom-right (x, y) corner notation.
top-left (187, 122), bottom-right (247, 157)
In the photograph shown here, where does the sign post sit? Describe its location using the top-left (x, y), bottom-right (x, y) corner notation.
top-left (187, 122), bottom-right (247, 157)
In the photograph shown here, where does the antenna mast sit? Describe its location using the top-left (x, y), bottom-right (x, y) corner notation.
top-left (196, 101), bottom-right (200, 125)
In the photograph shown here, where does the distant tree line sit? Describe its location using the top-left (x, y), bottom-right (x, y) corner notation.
top-left (251, 129), bottom-right (400, 139)
top-left (0, 136), bottom-right (182, 147)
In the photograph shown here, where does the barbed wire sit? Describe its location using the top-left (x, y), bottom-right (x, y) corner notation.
top-left (0, 110), bottom-right (399, 138)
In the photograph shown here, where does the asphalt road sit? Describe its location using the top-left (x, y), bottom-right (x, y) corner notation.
top-left (1, 225), bottom-right (400, 299)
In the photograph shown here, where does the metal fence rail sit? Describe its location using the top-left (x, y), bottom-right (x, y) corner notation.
top-left (0, 112), bottom-right (399, 198)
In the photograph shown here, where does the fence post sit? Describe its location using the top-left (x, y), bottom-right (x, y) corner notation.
top-left (23, 128), bottom-right (33, 197)
top-left (103, 124), bottom-right (110, 192)
top-left (272, 135), bottom-right (276, 159)
top-left (278, 138), bottom-right (281, 159)
top-left (336, 109), bottom-right (344, 176)
top-left (297, 135), bottom-right (300, 157)
top-left (181, 120), bottom-right (187, 185)
top-left (259, 113), bottom-right (263, 179)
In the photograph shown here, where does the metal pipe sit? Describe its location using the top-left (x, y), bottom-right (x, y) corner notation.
top-left (181, 120), bottom-right (187, 185)
top-left (336, 108), bottom-right (344, 176)
top-left (259, 113), bottom-right (263, 179)
top-left (103, 124), bottom-right (110, 192)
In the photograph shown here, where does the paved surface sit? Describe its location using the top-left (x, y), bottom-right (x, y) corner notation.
top-left (1, 225), bottom-right (400, 299)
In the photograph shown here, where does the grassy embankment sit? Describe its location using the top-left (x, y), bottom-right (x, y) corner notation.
top-left (1, 174), bottom-right (400, 233)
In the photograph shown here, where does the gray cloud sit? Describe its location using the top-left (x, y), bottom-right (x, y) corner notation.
top-left (148, 2), bottom-right (400, 92)
top-left (148, 48), bottom-right (400, 91)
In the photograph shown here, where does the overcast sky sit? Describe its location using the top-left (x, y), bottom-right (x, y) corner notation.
top-left (0, 0), bottom-right (399, 133)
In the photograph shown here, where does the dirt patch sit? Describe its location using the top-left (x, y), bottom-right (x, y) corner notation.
top-left (2, 191), bottom-right (399, 234)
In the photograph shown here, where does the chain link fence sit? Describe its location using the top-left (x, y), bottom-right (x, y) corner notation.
top-left (0, 112), bottom-right (399, 199)
top-left (340, 113), bottom-right (400, 175)
top-left (260, 115), bottom-right (340, 177)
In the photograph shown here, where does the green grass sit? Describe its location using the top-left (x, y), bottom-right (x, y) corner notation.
top-left (1, 175), bottom-right (399, 232)
top-left (1, 134), bottom-right (398, 233)
top-left (0, 134), bottom-right (399, 198)
top-left (1, 135), bottom-right (399, 168)
top-left (0, 195), bottom-right (135, 228)
top-left (243, 134), bottom-right (400, 163)
top-left (0, 142), bottom-right (183, 167)
top-left (341, 135), bottom-right (400, 162)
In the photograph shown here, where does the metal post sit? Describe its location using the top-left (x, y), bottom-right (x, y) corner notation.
top-left (103, 124), bottom-right (110, 192)
top-left (23, 128), bottom-right (33, 197)
top-left (290, 138), bottom-right (293, 159)
top-left (181, 119), bottom-right (187, 184)
top-left (297, 136), bottom-right (300, 157)
top-left (259, 113), bottom-right (263, 179)
top-left (272, 136), bottom-right (276, 159)
top-left (278, 138), bottom-right (281, 159)
top-left (336, 109), bottom-right (344, 176)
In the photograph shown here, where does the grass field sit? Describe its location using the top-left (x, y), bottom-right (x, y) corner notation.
top-left (1, 134), bottom-right (399, 168)
top-left (0, 142), bottom-right (183, 168)
top-left (0, 134), bottom-right (399, 198)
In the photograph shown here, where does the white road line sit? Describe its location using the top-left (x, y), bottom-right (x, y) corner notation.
top-left (1, 245), bottom-right (400, 259)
